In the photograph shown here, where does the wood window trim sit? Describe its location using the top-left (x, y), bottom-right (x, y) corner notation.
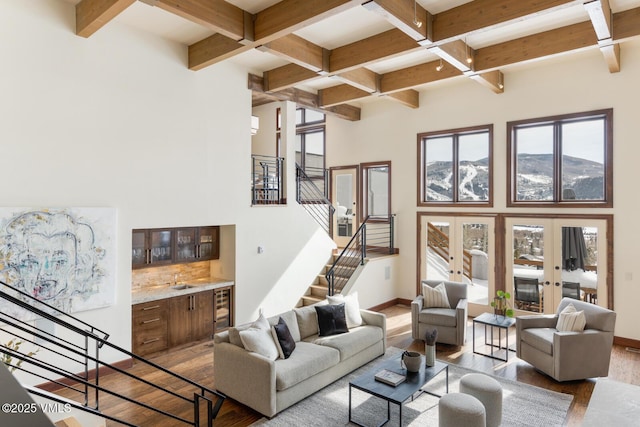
top-left (506, 109), bottom-right (613, 208)
top-left (361, 160), bottom-right (391, 223)
top-left (417, 124), bottom-right (493, 207)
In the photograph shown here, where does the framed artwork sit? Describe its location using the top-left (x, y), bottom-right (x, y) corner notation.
top-left (0, 208), bottom-right (116, 320)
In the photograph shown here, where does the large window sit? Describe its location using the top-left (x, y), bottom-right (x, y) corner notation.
top-left (507, 109), bottom-right (612, 207)
top-left (362, 161), bottom-right (391, 221)
top-left (418, 125), bottom-right (493, 206)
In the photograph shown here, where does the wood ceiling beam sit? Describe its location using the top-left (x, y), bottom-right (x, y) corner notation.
top-left (362, 0), bottom-right (431, 42)
top-left (319, 85), bottom-right (371, 107)
top-left (249, 74), bottom-right (361, 121)
top-left (259, 34), bottom-right (329, 73)
top-left (329, 28), bottom-right (422, 73)
top-left (380, 60), bottom-right (462, 93)
top-left (75, 0), bottom-right (135, 38)
top-left (469, 70), bottom-right (505, 94)
top-left (263, 64), bottom-right (320, 92)
top-left (613, 6), bottom-right (640, 41)
top-left (155, 0), bottom-right (248, 41)
top-left (189, 34), bottom-right (251, 71)
top-left (385, 89), bottom-right (420, 108)
top-left (432, 0), bottom-right (579, 43)
top-left (334, 68), bottom-right (379, 93)
top-left (584, 0), bottom-right (620, 73)
top-left (254, 0), bottom-right (365, 42)
top-left (429, 39), bottom-right (475, 73)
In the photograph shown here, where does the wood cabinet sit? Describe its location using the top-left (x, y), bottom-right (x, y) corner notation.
top-left (132, 299), bottom-right (169, 357)
top-left (168, 290), bottom-right (214, 348)
top-left (133, 226), bottom-right (219, 269)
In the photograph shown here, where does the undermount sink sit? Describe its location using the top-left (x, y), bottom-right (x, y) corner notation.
top-left (171, 284), bottom-right (194, 290)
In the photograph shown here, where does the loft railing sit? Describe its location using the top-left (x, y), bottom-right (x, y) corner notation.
top-left (252, 154), bottom-right (284, 205)
top-left (427, 222), bottom-right (473, 280)
top-left (326, 214), bottom-right (396, 296)
top-left (296, 164), bottom-right (334, 235)
top-left (0, 280), bottom-right (225, 426)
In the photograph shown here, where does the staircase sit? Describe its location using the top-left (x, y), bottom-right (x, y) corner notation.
top-left (298, 251), bottom-right (364, 306)
top-left (0, 280), bottom-right (225, 427)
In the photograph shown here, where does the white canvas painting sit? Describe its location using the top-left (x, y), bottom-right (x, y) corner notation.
top-left (0, 208), bottom-right (116, 320)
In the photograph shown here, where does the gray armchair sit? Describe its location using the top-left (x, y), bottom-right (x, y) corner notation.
top-left (516, 298), bottom-right (616, 382)
top-left (411, 280), bottom-right (468, 346)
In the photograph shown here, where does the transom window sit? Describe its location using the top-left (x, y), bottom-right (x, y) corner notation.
top-left (418, 125), bottom-right (493, 206)
top-left (507, 109), bottom-right (612, 207)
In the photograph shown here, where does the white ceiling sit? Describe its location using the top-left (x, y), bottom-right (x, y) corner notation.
top-left (61, 0), bottom-right (640, 104)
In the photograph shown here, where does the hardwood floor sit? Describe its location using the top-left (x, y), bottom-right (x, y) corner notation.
top-left (63, 304), bottom-right (640, 426)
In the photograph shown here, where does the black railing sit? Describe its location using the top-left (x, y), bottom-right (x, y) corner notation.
top-left (325, 214), bottom-right (396, 295)
top-left (296, 164), bottom-right (334, 235)
top-left (252, 155), bottom-right (284, 205)
top-left (0, 280), bottom-right (225, 426)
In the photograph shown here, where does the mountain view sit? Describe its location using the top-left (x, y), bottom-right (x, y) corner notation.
top-left (425, 154), bottom-right (604, 201)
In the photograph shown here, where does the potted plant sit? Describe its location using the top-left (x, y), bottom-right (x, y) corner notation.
top-left (490, 290), bottom-right (514, 318)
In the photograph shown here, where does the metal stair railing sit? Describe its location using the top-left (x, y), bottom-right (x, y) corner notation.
top-left (252, 154), bottom-right (284, 205)
top-left (325, 214), bottom-right (395, 296)
top-left (295, 164), bottom-right (334, 235)
top-left (0, 280), bottom-right (225, 427)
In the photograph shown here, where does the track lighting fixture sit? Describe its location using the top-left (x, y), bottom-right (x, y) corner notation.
top-left (413, 0), bottom-right (423, 28)
top-left (436, 58), bottom-right (444, 72)
top-left (466, 37), bottom-right (473, 64)
top-left (498, 73), bottom-right (504, 90)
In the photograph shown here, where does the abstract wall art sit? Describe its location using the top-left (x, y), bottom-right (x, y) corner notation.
top-left (0, 208), bottom-right (116, 320)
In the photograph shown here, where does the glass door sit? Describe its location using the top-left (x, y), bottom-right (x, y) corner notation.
top-left (506, 217), bottom-right (608, 314)
top-left (175, 228), bottom-right (197, 262)
top-left (331, 166), bottom-right (358, 247)
top-left (197, 226), bottom-right (219, 260)
top-left (150, 229), bottom-right (173, 265)
top-left (419, 215), bottom-right (495, 317)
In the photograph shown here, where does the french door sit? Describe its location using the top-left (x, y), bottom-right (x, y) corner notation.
top-left (505, 217), bottom-right (608, 315)
top-left (419, 215), bottom-right (495, 317)
top-left (330, 166), bottom-right (359, 247)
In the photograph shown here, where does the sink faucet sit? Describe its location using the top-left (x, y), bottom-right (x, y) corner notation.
top-left (174, 273), bottom-right (179, 285)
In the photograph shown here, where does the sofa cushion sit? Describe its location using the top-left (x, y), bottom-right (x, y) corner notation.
top-left (271, 317), bottom-right (296, 359)
top-left (423, 283), bottom-right (451, 308)
top-left (268, 310), bottom-right (301, 342)
top-left (419, 308), bottom-right (457, 327)
top-left (294, 302), bottom-right (327, 340)
top-left (327, 292), bottom-right (363, 328)
top-left (309, 325), bottom-right (384, 361)
top-left (229, 312), bottom-right (270, 348)
top-left (240, 327), bottom-right (279, 361)
top-left (520, 328), bottom-right (555, 355)
top-left (274, 342), bottom-right (340, 391)
top-left (315, 303), bottom-right (349, 337)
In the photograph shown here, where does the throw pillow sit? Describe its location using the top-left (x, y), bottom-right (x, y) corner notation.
top-left (240, 326), bottom-right (279, 361)
top-left (556, 303), bottom-right (586, 332)
top-left (422, 283), bottom-right (451, 308)
top-left (270, 317), bottom-right (296, 359)
top-left (228, 310), bottom-right (270, 348)
top-left (315, 303), bottom-right (349, 337)
top-left (294, 302), bottom-right (326, 339)
top-left (327, 291), bottom-right (363, 328)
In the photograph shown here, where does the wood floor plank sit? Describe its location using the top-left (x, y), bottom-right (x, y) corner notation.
top-left (50, 305), bottom-right (640, 426)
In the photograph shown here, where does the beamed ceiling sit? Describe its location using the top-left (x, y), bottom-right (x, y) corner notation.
top-left (67, 0), bottom-right (640, 121)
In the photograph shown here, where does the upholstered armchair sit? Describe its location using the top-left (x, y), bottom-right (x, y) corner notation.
top-left (411, 280), bottom-right (468, 346)
top-left (516, 298), bottom-right (616, 382)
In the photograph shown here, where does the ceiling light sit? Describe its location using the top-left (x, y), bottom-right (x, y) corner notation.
top-left (466, 37), bottom-right (473, 64)
top-left (413, 0), bottom-right (423, 28)
top-left (498, 73), bottom-right (504, 90)
top-left (436, 59), bottom-right (444, 72)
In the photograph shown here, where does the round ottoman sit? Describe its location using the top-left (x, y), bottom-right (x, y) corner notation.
top-left (439, 392), bottom-right (486, 427)
top-left (460, 373), bottom-right (503, 427)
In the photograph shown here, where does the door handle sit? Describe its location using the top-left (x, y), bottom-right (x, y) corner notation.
top-left (554, 282), bottom-right (560, 287)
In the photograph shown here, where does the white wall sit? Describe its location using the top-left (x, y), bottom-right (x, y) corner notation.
top-left (0, 0), bottom-right (333, 383)
top-left (327, 40), bottom-right (640, 340)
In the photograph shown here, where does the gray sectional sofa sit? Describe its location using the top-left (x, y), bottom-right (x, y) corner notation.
top-left (213, 301), bottom-right (386, 417)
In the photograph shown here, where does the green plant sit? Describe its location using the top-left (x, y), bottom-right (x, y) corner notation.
top-left (1, 339), bottom-right (39, 373)
top-left (490, 290), bottom-right (514, 318)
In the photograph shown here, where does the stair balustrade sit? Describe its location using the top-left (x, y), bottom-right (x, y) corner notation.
top-left (252, 155), bottom-right (284, 205)
top-left (295, 164), bottom-right (334, 234)
top-left (0, 280), bottom-right (225, 426)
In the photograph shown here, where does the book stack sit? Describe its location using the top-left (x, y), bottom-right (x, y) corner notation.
top-left (374, 369), bottom-right (406, 386)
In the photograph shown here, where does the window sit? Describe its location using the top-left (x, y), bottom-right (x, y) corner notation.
top-left (507, 109), bottom-right (612, 207)
top-left (418, 125), bottom-right (493, 206)
top-left (362, 161), bottom-right (391, 220)
top-left (277, 107), bottom-right (326, 195)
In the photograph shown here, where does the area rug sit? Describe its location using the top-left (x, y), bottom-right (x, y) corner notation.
top-left (582, 378), bottom-right (640, 426)
top-left (250, 347), bottom-right (573, 427)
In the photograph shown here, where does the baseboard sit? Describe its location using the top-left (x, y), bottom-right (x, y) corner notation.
top-left (36, 358), bottom-right (134, 392)
top-left (368, 298), bottom-right (411, 312)
top-left (614, 336), bottom-right (640, 350)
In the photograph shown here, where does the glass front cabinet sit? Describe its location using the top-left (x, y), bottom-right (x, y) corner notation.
top-left (133, 226), bottom-right (219, 269)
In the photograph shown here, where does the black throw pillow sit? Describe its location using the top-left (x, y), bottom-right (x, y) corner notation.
top-left (315, 303), bottom-right (349, 337)
top-left (272, 317), bottom-right (296, 359)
